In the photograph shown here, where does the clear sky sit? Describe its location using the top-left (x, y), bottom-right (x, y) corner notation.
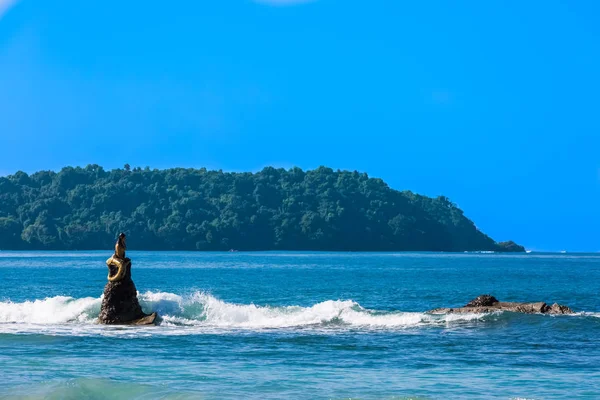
top-left (0, 1), bottom-right (599, 251)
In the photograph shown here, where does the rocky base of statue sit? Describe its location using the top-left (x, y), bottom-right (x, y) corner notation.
top-left (99, 261), bottom-right (157, 325)
top-left (428, 294), bottom-right (573, 315)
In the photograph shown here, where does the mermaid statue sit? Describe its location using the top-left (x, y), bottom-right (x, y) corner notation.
top-left (106, 233), bottom-right (131, 282)
top-left (99, 233), bottom-right (157, 324)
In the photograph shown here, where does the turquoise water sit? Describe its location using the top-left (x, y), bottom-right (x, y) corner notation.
top-left (1, 251), bottom-right (599, 399)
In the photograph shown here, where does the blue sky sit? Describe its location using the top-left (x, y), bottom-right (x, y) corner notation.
top-left (0, 1), bottom-right (599, 251)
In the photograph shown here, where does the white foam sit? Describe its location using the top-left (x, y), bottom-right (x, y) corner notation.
top-left (0, 291), bottom-right (496, 336)
top-left (580, 312), bottom-right (600, 318)
top-left (138, 291), bottom-right (491, 329)
top-left (0, 296), bottom-right (100, 324)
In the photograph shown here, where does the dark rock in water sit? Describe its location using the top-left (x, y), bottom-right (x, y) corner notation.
top-left (548, 303), bottom-right (572, 314)
top-left (99, 260), bottom-right (155, 325)
top-left (465, 294), bottom-right (499, 307)
top-left (429, 294), bottom-right (573, 315)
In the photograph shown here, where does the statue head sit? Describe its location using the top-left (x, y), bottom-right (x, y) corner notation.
top-left (118, 233), bottom-right (126, 245)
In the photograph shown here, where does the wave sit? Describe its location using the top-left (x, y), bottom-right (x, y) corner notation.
top-left (146, 291), bottom-right (494, 329)
top-left (0, 291), bottom-right (496, 333)
top-left (3, 291), bottom-right (595, 336)
top-left (0, 296), bottom-right (101, 324)
top-left (578, 312), bottom-right (600, 318)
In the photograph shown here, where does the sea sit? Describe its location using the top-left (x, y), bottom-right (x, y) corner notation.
top-left (0, 251), bottom-right (599, 399)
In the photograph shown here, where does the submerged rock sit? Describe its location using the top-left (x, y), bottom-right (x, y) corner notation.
top-left (429, 295), bottom-right (573, 315)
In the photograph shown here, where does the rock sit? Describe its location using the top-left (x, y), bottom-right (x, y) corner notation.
top-left (428, 295), bottom-right (573, 315)
top-left (549, 303), bottom-right (573, 314)
top-left (99, 259), bottom-right (155, 325)
top-left (513, 302), bottom-right (547, 314)
top-left (131, 312), bottom-right (158, 325)
top-left (465, 294), bottom-right (499, 307)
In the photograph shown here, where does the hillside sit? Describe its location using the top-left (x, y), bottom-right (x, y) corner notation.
top-left (0, 165), bottom-right (523, 252)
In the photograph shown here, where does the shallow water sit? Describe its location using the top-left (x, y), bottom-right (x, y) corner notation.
top-left (1, 251), bottom-right (599, 399)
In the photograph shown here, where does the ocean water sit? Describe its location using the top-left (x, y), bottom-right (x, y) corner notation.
top-left (1, 251), bottom-right (599, 399)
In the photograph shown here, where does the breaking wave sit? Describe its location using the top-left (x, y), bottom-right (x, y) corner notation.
top-left (143, 291), bottom-right (490, 329)
top-left (0, 295), bottom-right (101, 324)
top-left (1, 291), bottom-right (584, 336)
top-left (0, 291), bottom-right (488, 334)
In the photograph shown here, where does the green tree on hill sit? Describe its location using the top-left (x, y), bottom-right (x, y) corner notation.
top-left (0, 166), bottom-right (523, 252)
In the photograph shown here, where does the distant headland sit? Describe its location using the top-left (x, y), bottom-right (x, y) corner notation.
top-left (0, 165), bottom-right (525, 252)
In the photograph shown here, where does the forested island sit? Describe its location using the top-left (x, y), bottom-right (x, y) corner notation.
top-left (0, 165), bottom-right (524, 252)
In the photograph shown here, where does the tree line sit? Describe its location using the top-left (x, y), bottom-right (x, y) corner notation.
top-left (0, 165), bottom-right (524, 252)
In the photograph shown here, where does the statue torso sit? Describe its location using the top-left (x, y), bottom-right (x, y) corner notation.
top-left (115, 240), bottom-right (126, 259)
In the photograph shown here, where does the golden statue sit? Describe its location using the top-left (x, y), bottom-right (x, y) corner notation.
top-left (106, 233), bottom-right (131, 282)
